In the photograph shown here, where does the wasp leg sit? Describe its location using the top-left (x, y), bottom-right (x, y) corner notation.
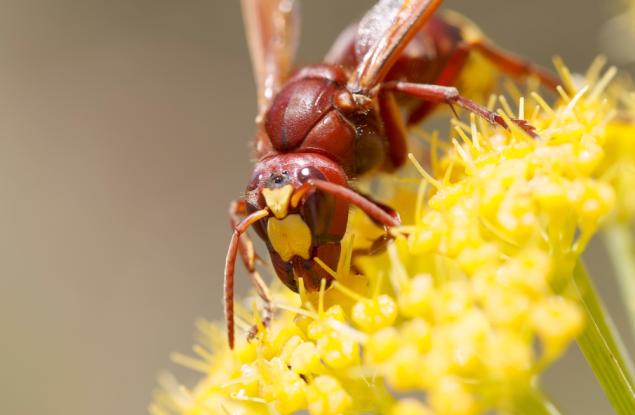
top-left (228, 200), bottom-right (275, 342)
top-left (349, 192), bottom-right (399, 256)
top-left (378, 90), bottom-right (409, 169)
top-left (229, 200), bottom-right (274, 341)
top-left (225, 204), bottom-right (270, 349)
top-left (406, 44), bottom-right (471, 125)
top-left (406, 41), bottom-right (558, 126)
top-left (353, 233), bottom-right (394, 258)
top-left (229, 200), bottom-right (261, 270)
top-left (382, 81), bottom-right (538, 138)
top-left (471, 40), bottom-right (559, 91)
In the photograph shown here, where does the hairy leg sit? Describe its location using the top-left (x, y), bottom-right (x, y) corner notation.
top-left (383, 81), bottom-right (537, 137)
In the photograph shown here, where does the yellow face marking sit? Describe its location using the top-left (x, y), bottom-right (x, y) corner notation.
top-left (267, 214), bottom-right (312, 262)
top-left (262, 185), bottom-right (294, 219)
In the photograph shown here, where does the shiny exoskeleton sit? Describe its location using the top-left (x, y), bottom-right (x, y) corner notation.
top-left (225, 0), bottom-right (558, 348)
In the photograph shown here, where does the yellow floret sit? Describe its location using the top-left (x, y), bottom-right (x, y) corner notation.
top-left (306, 375), bottom-right (353, 415)
top-left (351, 294), bottom-right (398, 332)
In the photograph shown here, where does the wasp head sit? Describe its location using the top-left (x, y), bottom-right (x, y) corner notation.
top-left (245, 153), bottom-right (345, 217)
top-left (242, 153), bottom-right (349, 292)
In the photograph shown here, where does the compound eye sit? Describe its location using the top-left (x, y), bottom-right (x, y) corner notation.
top-left (297, 166), bottom-right (324, 183)
top-left (246, 171), bottom-right (263, 191)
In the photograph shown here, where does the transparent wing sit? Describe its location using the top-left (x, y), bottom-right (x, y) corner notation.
top-left (355, 0), bottom-right (401, 62)
top-left (348, 0), bottom-right (443, 96)
top-left (241, 0), bottom-right (300, 119)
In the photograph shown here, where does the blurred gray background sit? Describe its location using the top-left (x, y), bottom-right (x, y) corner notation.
top-left (1, 1), bottom-right (633, 414)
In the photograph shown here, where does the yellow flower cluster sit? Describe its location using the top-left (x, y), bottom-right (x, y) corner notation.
top-left (601, 84), bottom-right (635, 223)
top-left (151, 61), bottom-right (634, 415)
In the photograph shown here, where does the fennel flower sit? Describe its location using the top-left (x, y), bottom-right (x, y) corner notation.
top-left (151, 60), bottom-right (635, 415)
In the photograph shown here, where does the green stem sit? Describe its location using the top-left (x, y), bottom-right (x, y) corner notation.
top-left (512, 387), bottom-right (563, 415)
top-left (603, 223), bottom-right (635, 337)
top-left (573, 260), bottom-right (635, 414)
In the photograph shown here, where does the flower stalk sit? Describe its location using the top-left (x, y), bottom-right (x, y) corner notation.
top-left (512, 387), bottom-right (562, 415)
top-left (573, 260), bottom-right (635, 414)
top-left (603, 223), bottom-right (635, 336)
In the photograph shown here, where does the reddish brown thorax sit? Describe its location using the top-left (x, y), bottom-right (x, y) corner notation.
top-left (261, 64), bottom-right (387, 176)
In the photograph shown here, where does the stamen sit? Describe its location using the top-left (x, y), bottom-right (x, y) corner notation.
top-left (274, 302), bottom-right (318, 319)
top-left (373, 271), bottom-right (384, 299)
top-left (470, 113), bottom-right (481, 151)
top-left (498, 95), bottom-right (515, 118)
top-left (170, 353), bottom-right (210, 373)
top-left (408, 153), bottom-right (442, 189)
top-left (556, 85), bottom-right (571, 102)
top-left (504, 79), bottom-right (523, 102)
top-left (331, 280), bottom-right (368, 303)
top-left (563, 85), bottom-right (589, 117)
top-left (415, 180), bottom-right (428, 226)
top-left (454, 124), bottom-right (474, 148)
top-left (337, 234), bottom-right (355, 278)
top-left (486, 94), bottom-right (497, 110)
top-left (588, 66), bottom-right (617, 102)
top-left (314, 257), bottom-right (338, 279)
top-left (497, 110), bottom-right (532, 141)
top-left (531, 92), bottom-right (555, 115)
top-left (518, 97), bottom-right (525, 120)
top-left (553, 55), bottom-right (577, 94)
top-left (297, 275), bottom-right (308, 305)
top-left (529, 104), bottom-right (541, 122)
top-left (192, 345), bottom-right (213, 363)
top-left (387, 243), bottom-right (409, 293)
top-left (585, 55), bottom-right (607, 84)
top-left (442, 156), bottom-right (456, 186)
top-left (318, 278), bottom-right (327, 315)
top-left (452, 138), bottom-right (475, 172)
